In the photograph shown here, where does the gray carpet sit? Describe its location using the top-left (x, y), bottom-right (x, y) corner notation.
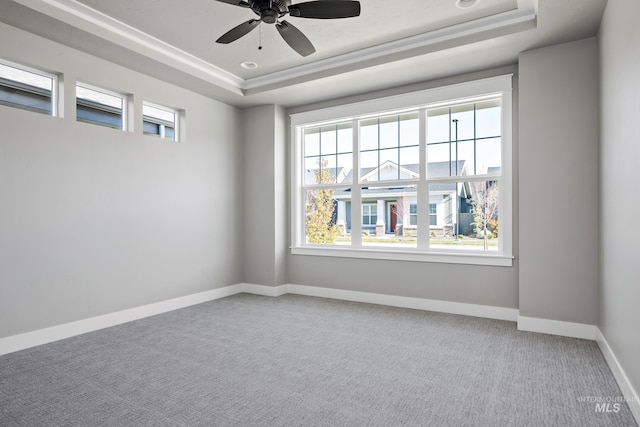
top-left (0, 293), bottom-right (637, 427)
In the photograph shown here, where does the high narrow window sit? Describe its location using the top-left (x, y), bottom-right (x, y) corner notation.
top-left (0, 61), bottom-right (55, 115)
top-left (76, 83), bottom-right (126, 130)
top-left (143, 102), bottom-right (178, 141)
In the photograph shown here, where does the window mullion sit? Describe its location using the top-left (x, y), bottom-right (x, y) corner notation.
top-left (351, 118), bottom-right (362, 248)
top-left (417, 108), bottom-right (429, 249)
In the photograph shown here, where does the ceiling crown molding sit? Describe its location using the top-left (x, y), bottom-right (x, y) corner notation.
top-left (11, 0), bottom-right (537, 98)
top-left (12, 0), bottom-right (245, 94)
top-left (243, 7), bottom-right (537, 95)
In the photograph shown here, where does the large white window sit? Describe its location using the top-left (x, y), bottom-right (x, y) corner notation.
top-left (291, 75), bottom-right (513, 266)
top-left (0, 60), bottom-right (56, 116)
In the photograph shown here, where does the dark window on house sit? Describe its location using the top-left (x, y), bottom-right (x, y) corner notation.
top-left (410, 203), bottom-right (418, 226)
top-left (143, 102), bottom-right (178, 141)
top-left (0, 62), bottom-right (54, 115)
top-left (429, 203), bottom-right (437, 226)
top-left (362, 204), bottom-right (377, 226)
top-left (76, 84), bottom-right (125, 129)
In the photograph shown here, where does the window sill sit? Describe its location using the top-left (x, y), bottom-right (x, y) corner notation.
top-left (290, 246), bottom-right (513, 267)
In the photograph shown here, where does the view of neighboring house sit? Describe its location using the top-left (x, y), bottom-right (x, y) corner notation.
top-left (308, 160), bottom-right (482, 237)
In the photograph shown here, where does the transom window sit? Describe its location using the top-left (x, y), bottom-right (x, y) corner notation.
top-left (0, 61), bottom-right (56, 116)
top-left (143, 101), bottom-right (178, 141)
top-left (76, 83), bottom-right (126, 130)
top-left (291, 75), bottom-right (513, 266)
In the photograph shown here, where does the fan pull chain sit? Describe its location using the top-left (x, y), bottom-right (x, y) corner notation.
top-left (258, 23), bottom-right (262, 50)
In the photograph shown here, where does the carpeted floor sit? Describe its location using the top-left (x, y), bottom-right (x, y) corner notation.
top-left (0, 293), bottom-right (637, 426)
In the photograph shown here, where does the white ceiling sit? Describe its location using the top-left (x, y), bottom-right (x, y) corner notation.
top-left (0, 0), bottom-right (607, 108)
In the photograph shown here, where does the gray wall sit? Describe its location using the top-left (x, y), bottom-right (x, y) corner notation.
top-left (518, 38), bottom-right (600, 324)
top-left (285, 67), bottom-right (520, 308)
top-left (242, 105), bottom-right (287, 286)
top-left (599, 0), bottom-right (640, 399)
top-left (0, 23), bottom-right (244, 338)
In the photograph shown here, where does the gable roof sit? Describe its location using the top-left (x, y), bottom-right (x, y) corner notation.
top-left (340, 160), bottom-right (467, 184)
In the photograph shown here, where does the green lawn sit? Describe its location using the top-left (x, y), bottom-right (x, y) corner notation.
top-left (335, 235), bottom-right (498, 246)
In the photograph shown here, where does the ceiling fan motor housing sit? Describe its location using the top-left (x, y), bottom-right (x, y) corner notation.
top-left (250, 0), bottom-right (290, 24)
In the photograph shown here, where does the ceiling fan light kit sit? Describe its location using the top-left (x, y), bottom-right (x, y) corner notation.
top-left (214, 0), bottom-right (361, 57)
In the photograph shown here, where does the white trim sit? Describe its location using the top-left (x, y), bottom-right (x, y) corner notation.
top-left (241, 283), bottom-right (517, 321)
top-left (290, 75), bottom-right (512, 127)
top-left (290, 75), bottom-right (513, 266)
top-left (596, 329), bottom-right (640, 423)
top-left (0, 285), bottom-right (242, 356)
top-left (284, 284), bottom-right (518, 321)
top-left (291, 246), bottom-right (513, 267)
top-left (11, 0), bottom-right (536, 96)
top-left (0, 57), bottom-right (58, 117)
top-left (243, 9), bottom-right (535, 93)
top-left (241, 283), bottom-right (288, 297)
top-left (12, 0), bottom-right (244, 95)
top-left (76, 81), bottom-right (128, 131)
top-left (517, 316), bottom-right (598, 340)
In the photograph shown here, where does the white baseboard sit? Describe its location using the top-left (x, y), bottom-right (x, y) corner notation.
top-left (517, 316), bottom-right (598, 340)
top-left (597, 328), bottom-right (640, 423)
top-left (0, 284), bottom-right (242, 356)
top-left (0, 282), bottom-right (603, 357)
top-left (241, 283), bottom-right (518, 322)
top-left (240, 283), bottom-right (287, 297)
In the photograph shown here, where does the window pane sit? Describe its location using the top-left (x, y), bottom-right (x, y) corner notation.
top-left (427, 142), bottom-right (450, 165)
top-left (305, 188), bottom-right (350, 246)
top-left (360, 118), bottom-right (378, 151)
top-left (450, 104), bottom-right (475, 141)
top-left (360, 151), bottom-right (378, 181)
top-left (428, 97), bottom-right (501, 178)
top-left (304, 128), bottom-right (320, 156)
top-left (427, 107), bottom-right (450, 144)
top-left (476, 100), bottom-right (501, 138)
top-left (76, 84), bottom-right (124, 130)
top-left (0, 62), bottom-right (53, 115)
top-left (360, 112), bottom-right (420, 182)
top-left (450, 139), bottom-right (474, 176)
top-left (399, 112), bottom-right (419, 147)
top-left (337, 123), bottom-right (352, 153)
top-left (379, 148), bottom-right (398, 169)
top-left (399, 146), bottom-right (419, 176)
top-left (379, 115), bottom-right (398, 149)
top-left (320, 125), bottom-right (337, 155)
top-left (305, 123), bottom-right (353, 184)
top-left (476, 137), bottom-right (501, 175)
top-left (428, 180), bottom-right (499, 252)
top-left (361, 186), bottom-right (417, 248)
top-left (143, 102), bottom-right (178, 141)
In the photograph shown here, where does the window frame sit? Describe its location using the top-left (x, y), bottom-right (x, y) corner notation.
top-left (75, 82), bottom-right (127, 130)
top-left (142, 101), bottom-right (179, 142)
top-left (362, 203), bottom-right (378, 226)
top-left (291, 75), bottom-right (513, 267)
top-left (0, 59), bottom-right (58, 116)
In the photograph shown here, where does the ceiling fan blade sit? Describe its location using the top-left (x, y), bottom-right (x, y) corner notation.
top-left (288, 1), bottom-right (361, 19)
top-left (213, 0), bottom-right (250, 7)
top-left (276, 20), bottom-right (316, 57)
top-left (216, 19), bottom-right (260, 44)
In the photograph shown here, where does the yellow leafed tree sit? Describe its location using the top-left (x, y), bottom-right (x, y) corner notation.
top-left (306, 161), bottom-right (340, 244)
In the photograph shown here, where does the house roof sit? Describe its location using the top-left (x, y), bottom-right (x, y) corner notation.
top-left (340, 160), bottom-right (467, 185)
top-left (304, 166), bottom-right (347, 185)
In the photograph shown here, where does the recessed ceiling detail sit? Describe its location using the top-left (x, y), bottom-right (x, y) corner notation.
top-left (2, 0), bottom-right (608, 107)
top-left (10, 0), bottom-right (532, 95)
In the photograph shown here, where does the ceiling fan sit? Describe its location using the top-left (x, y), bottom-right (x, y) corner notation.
top-left (214, 0), bottom-right (361, 57)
